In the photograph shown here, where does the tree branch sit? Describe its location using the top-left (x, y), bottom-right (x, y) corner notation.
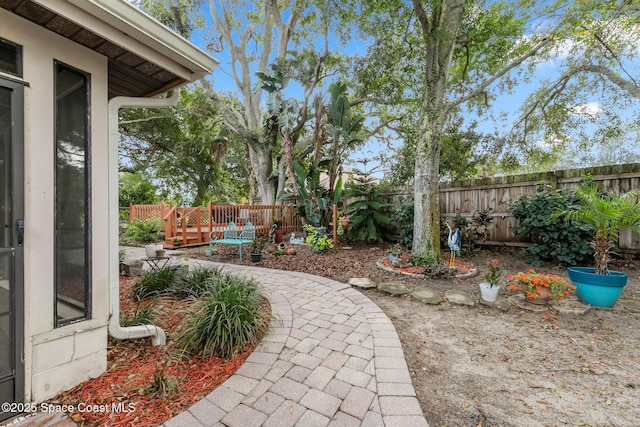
top-left (448, 33), bottom-right (555, 111)
top-left (411, 0), bottom-right (430, 38)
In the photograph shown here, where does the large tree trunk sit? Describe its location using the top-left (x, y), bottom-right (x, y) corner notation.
top-left (248, 143), bottom-right (275, 205)
top-left (410, 0), bottom-right (466, 257)
top-left (412, 111), bottom-right (444, 257)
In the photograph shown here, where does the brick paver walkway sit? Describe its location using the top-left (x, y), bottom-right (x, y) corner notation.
top-left (3, 250), bottom-right (429, 427)
top-left (161, 258), bottom-right (429, 427)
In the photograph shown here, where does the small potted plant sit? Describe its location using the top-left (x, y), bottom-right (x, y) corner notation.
top-left (479, 260), bottom-right (501, 302)
top-left (171, 237), bottom-right (183, 247)
top-left (340, 216), bottom-right (350, 227)
top-left (561, 184), bottom-right (640, 307)
top-left (388, 244), bottom-right (402, 266)
top-left (507, 269), bottom-right (576, 305)
top-left (250, 236), bottom-right (267, 262)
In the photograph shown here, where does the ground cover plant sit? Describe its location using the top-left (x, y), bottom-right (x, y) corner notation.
top-left (54, 267), bottom-right (269, 427)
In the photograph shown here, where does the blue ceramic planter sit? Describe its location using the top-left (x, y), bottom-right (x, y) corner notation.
top-left (567, 267), bottom-right (627, 308)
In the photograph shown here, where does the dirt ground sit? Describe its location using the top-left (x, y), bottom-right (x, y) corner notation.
top-left (183, 241), bottom-right (640, 427)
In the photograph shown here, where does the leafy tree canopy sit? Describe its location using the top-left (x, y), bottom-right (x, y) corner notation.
top-left (119, 85), bottom-right (248, 205)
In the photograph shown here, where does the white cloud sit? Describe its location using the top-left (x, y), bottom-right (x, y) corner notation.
top-left (568, 102), bottom-right (603, 119)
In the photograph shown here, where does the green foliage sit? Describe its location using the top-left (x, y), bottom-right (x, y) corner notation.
top-left (470, 209), bottom-right (494, 241)
top-left (133, 267), bottom-right (177, 299)
top-left (303, 224), bottom-right (333, 253)
top-left (388, 116), bottom-right (495, 183)
top-left (119, 172), bottom-right (157, 207)
top-left (408, 253), bottom-right (438, 267)
top-left (510, 187), bottom-right (592, 266)
top-left (120, 304), bottom-right (156, 327)
top-left (176, 276), bottom-right (265, 359)
top-left (171, 266), bottom-right (222, 299)
top-left (282, 161), bottom-right (332, 226)
top-left (119, 86), bottom-right (248, 205)
top-left (251, 237), bottom-right (268, 254)
top-left (344, 175), bottom-right (395, 243)
top-left (394, 202), bottom-right (414, 249)
top-left (121, 219), bottom-right (164, 244)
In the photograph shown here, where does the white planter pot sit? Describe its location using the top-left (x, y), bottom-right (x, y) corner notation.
top-left (145, 245), bottom-right (160, 258)
top-left (479, 282), bottom-right (500, 302)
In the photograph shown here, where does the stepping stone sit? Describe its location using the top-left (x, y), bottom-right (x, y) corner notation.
top-left (349, 277), bottom-right (376, 289)
top-left (445, 291), bottom-right (475, 307)
top-left (378, 281), bottom-right (411, 296)
top-left (478, 296), bottom-right (510, 311)
top-left (553, 298), bottom-right (592, 315)
top-left (411, 289), bottom-right (441, 305)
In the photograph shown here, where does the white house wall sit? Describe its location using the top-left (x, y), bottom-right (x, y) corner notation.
top-left (1, 9), bottom-right (110, 402)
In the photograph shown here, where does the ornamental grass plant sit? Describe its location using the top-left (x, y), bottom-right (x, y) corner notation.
top-left (176, 276), bottom-right (266, 359)
top-left (507, 269), bottom-right (576, 302)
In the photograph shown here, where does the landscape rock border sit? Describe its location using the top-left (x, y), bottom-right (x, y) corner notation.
top-left (376, 259), bottom-right (478, 279)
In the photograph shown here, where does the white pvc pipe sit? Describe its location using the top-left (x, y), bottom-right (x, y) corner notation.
top-left (107, 89), bottom-right (179, 346)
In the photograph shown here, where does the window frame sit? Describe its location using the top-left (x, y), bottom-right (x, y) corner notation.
top-left (0, 37), bottom-right (23, 78)
top-left (53, 60), bottom-right (92, 327)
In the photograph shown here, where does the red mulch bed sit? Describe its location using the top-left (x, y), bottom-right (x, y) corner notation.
top-left (53, 277), bottom-right (268, 427)
top-left (381, 256), bottom-right (473, 275)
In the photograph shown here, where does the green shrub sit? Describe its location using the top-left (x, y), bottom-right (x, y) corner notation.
top-left (121, 219), bottom-right (164, 244)
top-left (133, 267), bottom-right (177, 299)
top-left (510, 187), bottom-right (592, 265)
top-left (176, 276), bottom-right (265, 359)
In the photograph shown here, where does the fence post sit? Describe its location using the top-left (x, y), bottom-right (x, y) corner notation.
top-left (332, 203), bottom-right (337, 246)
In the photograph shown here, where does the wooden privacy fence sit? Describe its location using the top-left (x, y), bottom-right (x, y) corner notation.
top-left (129, 202), bottom-right (301, 248)
top-left (386, 163), bottom-right (640, 252)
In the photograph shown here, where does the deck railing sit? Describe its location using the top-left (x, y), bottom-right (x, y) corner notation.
top-left (130, 203), bottom-right (302, 247)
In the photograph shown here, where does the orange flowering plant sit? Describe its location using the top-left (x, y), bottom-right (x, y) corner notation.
top-left (507, 269), bottom-right (576, 302)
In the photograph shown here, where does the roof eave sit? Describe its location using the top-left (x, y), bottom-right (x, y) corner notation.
top-left (39, 0), bottom-right (218, 82)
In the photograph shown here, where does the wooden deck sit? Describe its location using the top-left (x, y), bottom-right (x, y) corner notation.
top-left (130, 203), bottom-right (302, 248)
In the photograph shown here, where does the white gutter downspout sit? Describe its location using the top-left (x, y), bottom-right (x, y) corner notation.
top-left (107, 89), bottom-right (179, 346)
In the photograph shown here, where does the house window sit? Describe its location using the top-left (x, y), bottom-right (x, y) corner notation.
top-left (54, 62), bottom-right (91, 326)
top-left (0, 38), bottom-right (22, 77)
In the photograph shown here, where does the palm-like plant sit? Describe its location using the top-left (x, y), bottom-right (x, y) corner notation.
top-left (564, 185), bottom-right (640, 274)
top-left (344, 175), bottom-right (394, 243)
